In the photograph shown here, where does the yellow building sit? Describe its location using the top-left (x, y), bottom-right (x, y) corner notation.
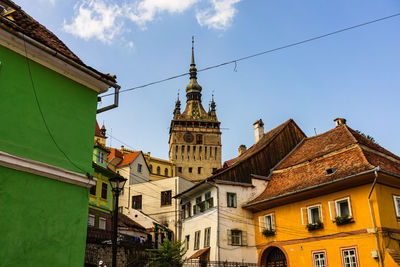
top-left (243, 118), bottom-right (400, 267)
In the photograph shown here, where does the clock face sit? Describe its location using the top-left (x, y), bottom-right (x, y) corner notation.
top-left (183, 132), bottom-right (194, 143)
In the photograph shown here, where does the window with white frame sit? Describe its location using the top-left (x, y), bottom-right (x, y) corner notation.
top-left (335, 198), bottom-right (352, 217)
top-left (185, 235), bottom-right (190, 251)
top-left (194, 231), bottom-right (200, 250)
top-left (259, 214), bottom-right (275, 232)
top-left (313, 251), bottom-right (327, 267)
top-left (393, 196), bottom-right (400, 217)
top-left (88, 214), bottom-right (95, 227)
top-left (227, 192), bottom-right (237, 208)
top-left (308, 205), bottom-right (322, 224)
top-left (342, 248), bottom-right (358, 267)
top-left (204, 227), bottom-right (211, 247)
top-left (99, 217), bottom-right (106, 230)
top-left (97, 151), bottom-right (104, 164)
top-left (227, 229), bottom-right (247, 246)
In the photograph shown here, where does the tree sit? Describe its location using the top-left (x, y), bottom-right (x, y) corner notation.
top-left (146, 239), bottom-right (186, 267)
top-left (356, 130), bottom-right (377, 143)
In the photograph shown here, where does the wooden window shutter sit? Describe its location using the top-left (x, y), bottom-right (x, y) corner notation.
top-left (318, 204), bottom-right (323, 222)
top-left (300, 207), bottom-right (307, 225)
top-left (328, 201), bottom-right (336, 220)
top-left (271, 214), bottom-right (275, 230)
top-left (227, 229), bottom-right (232, 245)
top-left (241, 231), bottom-right (247, 246)
top-left (258, 216), bottom-right (264, 232)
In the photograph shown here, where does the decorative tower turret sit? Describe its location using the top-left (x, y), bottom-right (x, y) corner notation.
top-left (168, 38), bottom-right (222, 182)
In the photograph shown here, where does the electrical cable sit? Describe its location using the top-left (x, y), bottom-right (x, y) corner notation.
top-left (99, 12), bottom-right (400, 98)
top-left (22, 33), bottom-right (93, 187)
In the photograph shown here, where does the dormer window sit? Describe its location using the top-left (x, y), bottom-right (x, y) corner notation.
top-left (326, 168), bottom-right (337, 175)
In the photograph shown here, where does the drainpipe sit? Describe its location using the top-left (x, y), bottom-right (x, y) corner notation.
top-left (368, 168), bottom-right (383, 267)
top-left (207, 181), bottom-right (220, 263)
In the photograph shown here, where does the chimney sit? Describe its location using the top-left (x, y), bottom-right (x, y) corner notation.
top-left (253, 119), bottom-right (264, 143)
top-left (238, 145), bottom-right (247, 156)
top-left (334, 118), bottom-right (347, 127)
top-left (121, 145), bottom-right (124, 153)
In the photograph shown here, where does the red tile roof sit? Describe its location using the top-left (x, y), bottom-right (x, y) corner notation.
top-left (95, 121), bottom-right (101, 137)
top-left (247, 124), bottom-right (400, 205)
top-left (117, 151), bottom-right (141, 166)
top-left (108, 148), bottom-right (123, 163)
top-left (0, 0), bottom-right (116, 83)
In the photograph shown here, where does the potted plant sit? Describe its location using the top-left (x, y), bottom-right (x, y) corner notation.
top-left (334, 214), bottom-right (353, 225)
top-left (262, 228), bottom-right (275, 237)
top-left (306, 220), bottom-right (323, 231)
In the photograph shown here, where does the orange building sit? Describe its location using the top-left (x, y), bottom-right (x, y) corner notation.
top-left (243, 118), bottom-right (400, 267)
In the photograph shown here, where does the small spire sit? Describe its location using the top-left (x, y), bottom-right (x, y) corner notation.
top-left (191, 36), bottom-right (195, 65)
top-left (211, 94), bottom-right (216, 111)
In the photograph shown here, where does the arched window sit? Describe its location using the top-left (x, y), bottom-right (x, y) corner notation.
top-left (164, 168), bottom-right (168, 176)
top-left (149, 165), bottom-right (153, 173)
top-left (157, 166), bottom-right (161, 175)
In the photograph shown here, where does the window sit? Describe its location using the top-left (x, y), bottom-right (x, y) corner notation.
top-left (189, 167), bottom-right (193, 173)
top-left (90, 183), bottom-right (96, 195)
top-left (196, 135), bottom-right (203, 144)
top-left (132, 195), bottom-right (142, 209)
top-left (175, 145), bottom-right (178, 153)
top-left (181, 202), bottom-right (191, 219)
top-left (157, 166), bottom-right (161, 175)
top-left (227, 192), bottom-right (237, 208)
top-left (198, 167), bottom-right (201, 174)
top-left (341, 247), bottom-right (358, 267)
top-left (164, 168), bottom-right (168, 176)
top-left (178, 167), bottom-right (182, 173)
top-left (88, 214), bottom-right (95, 227)
top-left (182, 145), bottom-right (185, 154)
top-left (335, 198), bottom-right (352, 217)
top-left (205, 191), bottom-right (213, 209)
top-left (393, 196), bottom-right (400, 217)
top-left (308, 205), bottom-right (322, 224)
top-left (227, 230), bottom-right (247, 246)
top-left (204, 227), bottom-right (211, 247)
top-left (212, 168), bottom-right (217, 173)
top-left (101, 183), bottom-right (108, 199)
top-left (137, 164), bottom-right (142, 173)
top-left (326, 167), bottom-right (338, 175)
top-left (259, 214), bottom-right (275, 231)
top-left (194, 231), bottom-right (201, 250)
top-left (215, 147), bottom-right (217, 159)
top-left (97, 151), bottom-right (105, 164)
top-left (185, 235), bottom-right (190, 250)
top-left (99, 217), bottom-right (106, 230)
top-left (313, 251), bottom-right (327, 267)
top-left (149, 165), bottom-right (153, 173)
top-left (161, 190), bottom-right (172, 206)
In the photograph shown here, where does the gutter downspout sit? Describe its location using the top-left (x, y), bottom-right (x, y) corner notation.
top-left (368, 168), bottom-right (383, 267)
top-left (207, 181), bottom-right (220, 263)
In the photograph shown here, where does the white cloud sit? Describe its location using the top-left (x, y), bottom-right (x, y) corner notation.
top-left (64, 0), bottom-right (241, 43)
top-left (125, 0), bottom-right (200, 27)
top-left (196, 0), bottom-right (241, 30)
top-left (63, 0), bottom-right (123, 43)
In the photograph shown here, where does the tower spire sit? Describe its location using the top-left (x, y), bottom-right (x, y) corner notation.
top-left (186, 36), bottom-right (202, 97)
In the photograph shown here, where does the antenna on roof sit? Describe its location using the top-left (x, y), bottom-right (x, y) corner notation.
top-left (314, 128), bottom-right (317, 136)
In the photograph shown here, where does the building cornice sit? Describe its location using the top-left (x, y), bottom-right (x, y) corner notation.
top-left (0, 26), bottom-right (113, 93)
top-left (0, 150), bottom-right (95, 188)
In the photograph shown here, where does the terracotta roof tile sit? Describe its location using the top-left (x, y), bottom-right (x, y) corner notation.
top-left (95, 121), bottom-right (101, 137)
top-left (118, 213), bottom-right (146, 230)
top-left (118, 151), bottom-right (141, 166)
top-left (0, 0), bottom-right (116, 83)
top-left (247, 124), bottom-right (400, 205)
top-left (107, 148), bottom-right (123, 163)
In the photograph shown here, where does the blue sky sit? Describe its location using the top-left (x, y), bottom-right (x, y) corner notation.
top-left (17, 0), bottom-right (400, 162)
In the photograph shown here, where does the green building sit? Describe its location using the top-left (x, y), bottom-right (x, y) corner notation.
top-left (0, 1), bottom-right (119, 266)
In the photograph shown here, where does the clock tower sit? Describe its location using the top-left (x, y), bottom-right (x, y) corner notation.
top-left (169, 39), bottom-right (222, 182)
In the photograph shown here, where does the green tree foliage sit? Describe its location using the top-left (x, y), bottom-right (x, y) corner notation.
top-left (146, 239), bottom-right (186, 267)
top-left (355, 130), bottom-right (377, 143)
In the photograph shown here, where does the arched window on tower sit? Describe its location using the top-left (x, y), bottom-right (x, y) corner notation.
top-left (164, 168), bottom-right (168, 176)
top-left (149, 165), bottom-right (153, 173)
top-left (215, 147), bottom-right (218, 160)
top-left (157, 166), bottom-right (161, 175)
top-left (196, 135), bottom-right (203, 144)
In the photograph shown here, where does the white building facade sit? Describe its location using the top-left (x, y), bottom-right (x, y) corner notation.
top-left (176, 178), bottom-right (267, 264)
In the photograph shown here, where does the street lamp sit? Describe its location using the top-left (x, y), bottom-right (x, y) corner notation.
top-left (109, 173), bottom-right (127, 267)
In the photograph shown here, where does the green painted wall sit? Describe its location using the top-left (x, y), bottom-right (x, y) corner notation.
top-left (0, 45), bottom-right (98, 175)
top-left (0, 43), bottom-right (103, 266)
top-left (0, 166), bottom-right (89, 267)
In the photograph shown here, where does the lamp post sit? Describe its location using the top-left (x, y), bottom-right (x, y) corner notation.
top-left (109, 173), bottom-right (127, 267)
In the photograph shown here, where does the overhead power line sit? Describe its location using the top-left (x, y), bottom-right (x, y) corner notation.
top-left (100, 12), bottom-right (400, 98)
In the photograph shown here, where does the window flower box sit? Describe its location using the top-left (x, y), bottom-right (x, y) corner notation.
top-left (334, 214), bottom-right (354, 225)
top-left (262, 229), bottom-right (276, 237)
top-left (306, 220), bottom-right (323, 231)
